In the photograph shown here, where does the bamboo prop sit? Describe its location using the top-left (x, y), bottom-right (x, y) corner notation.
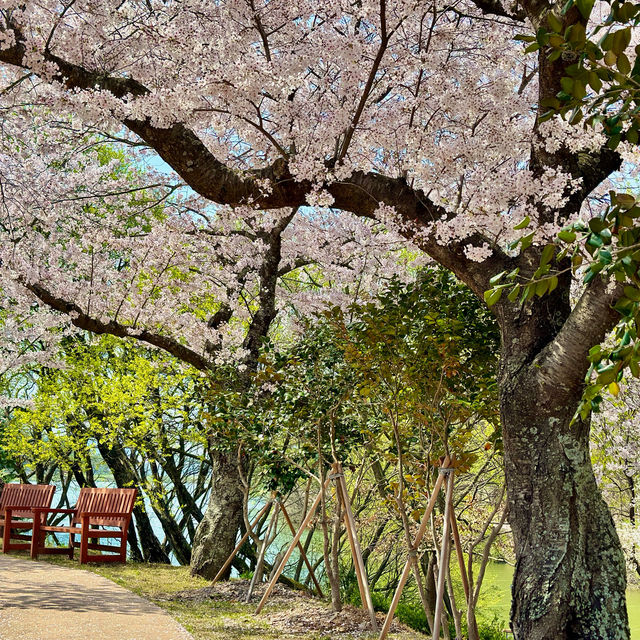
top-left (378, 457), bottom-right (451, 640)
top-left (279, 500), bottom-right (324, 597)
top-left (246, 502), bottom-right (280, 602)
top-left (212, 500), bottom-right (273, 585)
top-left (449, 499), bottom-right (470, 602)
top-left (333, 462), bottom-right (378, 631)
top-left (432, 469), bottom-right (454, 640)
top-left (255, 476), bottom-right (332, 614)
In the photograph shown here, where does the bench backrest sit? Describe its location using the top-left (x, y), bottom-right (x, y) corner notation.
top-left (0, 483), bottom-right (55, 519)
top-left (71, 487), bottom-right (137, 528)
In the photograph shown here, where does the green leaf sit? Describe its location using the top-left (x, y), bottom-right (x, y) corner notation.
top-left (507, 284), bottom-right (521, 302)
top-left (569, 107), bottom-right (583, 125)
top-left (612, 28), bottom-right (631, 56)
top-left (540, 244), bottom-right (556, 266)
top-left (535, 279), bottom-right (548, 296)
top-left (604, 50), bottom-right (618, 66)
top-left (520, 232), bottom-right (535, 251)
top-left (596, 363), bottom-right (619, 385)
top-left (558, 229), bottom-right (577, 243)
top-left (547, 12), bottom-right (563, 33)
top-left (598, 249), bottom-right (613, 264)
top-left (536, 28), bottom-right (550, 46)
top-left (617, 52), bottom-right (631, 75)
top-left (588, 71), bottom-right (602, 92)
top-left (548, 48), bottom-right (563, 62)
top-left (483, 287), bottom-right (503, 307)
top-left (623, 286), bottom-right (640, 301)
top-left (584, 269), bottom-right (598, 284)
top-left (575, 0), bottom-right (595, 20)
top-left (607, 133), bottom-right (622, 150)
top-left (587, 234), bottom-right (604, 249)
top-left (514, 216), bottom-right (531, 230)
top-left (614, 193), bottom-right (636, 209)
top-left (560, 77), bottom-right (574, 95)
top-left (489, 271), bottom-right (506, 285)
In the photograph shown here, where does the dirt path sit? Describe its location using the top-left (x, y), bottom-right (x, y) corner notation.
top-left (0, 555), bottom-right (193, 640)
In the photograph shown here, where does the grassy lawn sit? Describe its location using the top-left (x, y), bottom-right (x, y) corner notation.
top-left (26, 555), bottom-right (424, 640)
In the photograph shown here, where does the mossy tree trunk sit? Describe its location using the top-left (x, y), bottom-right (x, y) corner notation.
top-left (190, 449), bottom-right (245, 579)
top-left (498, 283), bottom-right (629, 639)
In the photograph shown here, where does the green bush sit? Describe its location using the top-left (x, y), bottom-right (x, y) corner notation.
top-left (343, 576), bottom-right (507, 638)
top-left (477, 616), bottom-right (509, 640)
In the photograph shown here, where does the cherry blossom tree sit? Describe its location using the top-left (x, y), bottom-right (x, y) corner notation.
top-left (0, 1), bottom-right (634, 636)
top-left (0, 111), bottom-right (414, 576)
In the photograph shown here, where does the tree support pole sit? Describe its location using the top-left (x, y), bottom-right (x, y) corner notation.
top-left (333, 461), bottom-right (378, 631)
top-left (449, 498), bottom-right (469, 603)
top-left (432, 469), bottom-right (454, 640)
top-left (257, 465), bottom-right (378, 631)
top-left (246, 502), bottom-right (280, 602)
top-left (255, 476), bottom-right (332, 614)
top-left (378, 457), bottom-right (451, 640)
top-left (211, 500), bottom-right (273, 585)
top-left (279, 500), bottom-right (324, 597)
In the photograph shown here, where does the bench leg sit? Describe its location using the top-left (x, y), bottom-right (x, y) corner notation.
top-left (80, 517), bottom-right (89, 564)
top-left (68, 531), bottom-right (75, 560)
top-left (118, 529), bottom-right (128, 563)
top-left (30, 518), bottom-right (41, 559)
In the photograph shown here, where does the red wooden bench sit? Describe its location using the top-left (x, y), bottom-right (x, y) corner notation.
top-left (1, 483), bottom-right (55, 553)
top-left (31, 487), bottom-right (137, 564)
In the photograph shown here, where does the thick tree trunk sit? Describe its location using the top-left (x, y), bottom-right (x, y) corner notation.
top-left (500, 308), bottom-right (629, 639)
top-left (190, 449), bottom-right (244, 579)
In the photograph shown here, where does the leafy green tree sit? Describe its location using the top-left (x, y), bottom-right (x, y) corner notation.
top-left (1, 334), bottom-right (210, 563)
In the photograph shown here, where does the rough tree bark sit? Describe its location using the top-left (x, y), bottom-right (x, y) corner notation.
top-left (486, 258), bottom-right (629, 638)
top-left (190, 448), bottom-right (245, 579)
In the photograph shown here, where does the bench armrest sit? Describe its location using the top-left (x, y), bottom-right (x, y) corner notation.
top-left (3, 505), bottom-right (38, 520)
top-left (4, 504), bottom-right (47, 512)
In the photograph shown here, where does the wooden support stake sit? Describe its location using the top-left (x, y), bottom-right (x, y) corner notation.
top-left (246, 502), bottom-right (280, 602)
top-left (449, 498), bottom-right (470, 602)
top-left (212, 500), bottom-right (273, 585)
top-left (279, 501), bottom-right (324, 598)
top-left (379, 457), bottom-right (450, 640)
top-left (334, 462), bottom-right (378, 632)
top-left (255, 476), bottom-right (331, 614)
top-left (432, 470), bottom-right (454, 640)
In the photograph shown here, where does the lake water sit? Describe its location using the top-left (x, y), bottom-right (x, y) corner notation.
top-left (478, 562), bottom-right (640, 636)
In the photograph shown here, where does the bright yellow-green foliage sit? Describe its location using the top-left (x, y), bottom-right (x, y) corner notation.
top-left (2, 334), bottom-right (207, 473)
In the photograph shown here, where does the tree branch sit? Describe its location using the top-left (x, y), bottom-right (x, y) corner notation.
top-left (534, 276), bottom-right (624, 390)
top-left (22, 279), bottom-right (212, 371)
top-left (0, 23), bottom-right (513, 294)
top-left (464, 0), bottom-right (527, 21)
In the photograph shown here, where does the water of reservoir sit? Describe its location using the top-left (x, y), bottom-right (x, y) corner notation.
top-left (478, 562), bottom-right (640, 637)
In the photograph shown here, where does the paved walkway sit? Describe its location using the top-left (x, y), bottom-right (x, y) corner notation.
top-left (0, 555), bottom-right (193, 640)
